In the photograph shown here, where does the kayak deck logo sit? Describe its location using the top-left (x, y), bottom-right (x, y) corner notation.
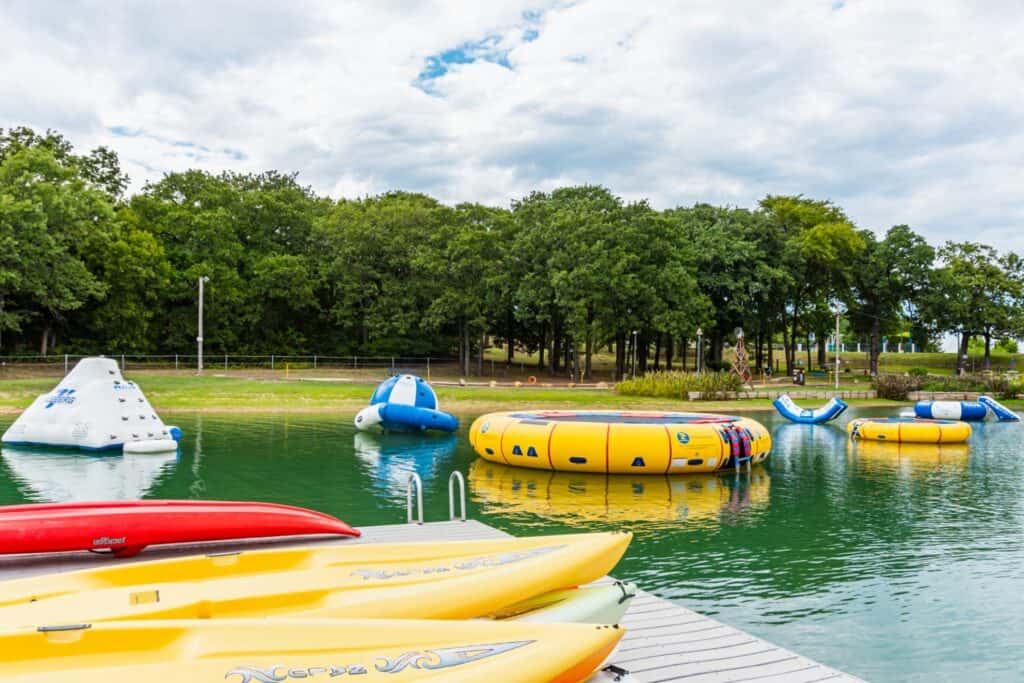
top-left (44, 388), bottom-right (76, 409)
top-left (225, 640), bottom-right (533, 680)
top-left (349, 544), bottom-right (567, 581)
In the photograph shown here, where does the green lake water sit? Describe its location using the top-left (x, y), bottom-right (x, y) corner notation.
top-left (1, 407), bottom-right (1022, 681)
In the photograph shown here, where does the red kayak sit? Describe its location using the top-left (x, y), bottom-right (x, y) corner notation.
top-left (0, 500), bottom-right (360, 557)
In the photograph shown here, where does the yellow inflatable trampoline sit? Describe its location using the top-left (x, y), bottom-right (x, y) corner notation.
top-left (469, 411), bottom-right (771, 474)
top-left (847, 417), bottom-right (972, 444)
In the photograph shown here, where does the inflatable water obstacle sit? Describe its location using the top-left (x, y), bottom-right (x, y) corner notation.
top-left (354, 374), bottom-right (458, 433)
top-left (773, 394), bottom-right (848, 424)
top-left (979, 395), bottom-right (1021, 421)
top-left (914, 396), bottom-right (1020, 422)
top-left (1, 357), bottom-right (181, 452)
top-left (847, 417), bottom-right (972, 444)
top-left (469, 411), bottom-right (771, 474)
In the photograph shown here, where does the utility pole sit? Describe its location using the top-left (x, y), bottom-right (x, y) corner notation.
top-left (197, 276), bottom-right (209, 375)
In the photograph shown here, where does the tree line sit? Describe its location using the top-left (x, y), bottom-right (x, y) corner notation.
top-left (1, 126), bottom-right (1021, 378)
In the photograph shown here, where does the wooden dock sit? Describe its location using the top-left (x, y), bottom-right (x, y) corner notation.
top-left (0, 519), bottom-right (863, 682)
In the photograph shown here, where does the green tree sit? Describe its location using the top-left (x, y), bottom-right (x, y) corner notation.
top-left (760, 196), bottom-right (864, 373)
top-left (844, 225), bottom-right (934, 375)
top-left (0, 146), bottom-right (110, 353)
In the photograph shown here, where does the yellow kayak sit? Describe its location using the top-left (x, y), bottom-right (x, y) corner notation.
top-left (0, 532), bottom-right (631, 626)
top-left (1, 618), bottom-right (624, 682)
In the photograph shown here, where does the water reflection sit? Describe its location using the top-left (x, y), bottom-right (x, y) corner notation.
top-left (0, 446), bottom-right (178, 502)
top-left (352, 431), bottom-right (457, 491)
top-left (469, 460), bottom-right (770, 529)
top-left (772, 422), bottom-right (847, 454)
top-left (848, 440), bottom-right (971, 475)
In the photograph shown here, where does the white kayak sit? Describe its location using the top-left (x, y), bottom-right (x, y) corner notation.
top-left (499, 581), bottom-right (638, 625)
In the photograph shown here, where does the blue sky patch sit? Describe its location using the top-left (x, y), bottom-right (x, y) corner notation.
top-left (415, 35), bottom-right (513, 93)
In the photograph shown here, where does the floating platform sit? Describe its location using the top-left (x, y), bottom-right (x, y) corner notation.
top-left (470, 411), bottom-right (772, 474)
top-left (0, 519), bottom-right (862, 682)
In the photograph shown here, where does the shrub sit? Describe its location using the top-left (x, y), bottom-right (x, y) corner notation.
top-left (616, 371), bottom-right (743, 400)
top-left (908, 367), bottom-right (930, 377)
top-left (873, 373), bottom-right (924, 400)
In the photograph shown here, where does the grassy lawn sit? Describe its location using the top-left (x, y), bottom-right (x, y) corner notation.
top-left (0, 372), bottom-right (913, 415)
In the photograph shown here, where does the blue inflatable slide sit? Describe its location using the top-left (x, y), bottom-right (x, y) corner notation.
top-left (773, 394), bottom-right (848, 424)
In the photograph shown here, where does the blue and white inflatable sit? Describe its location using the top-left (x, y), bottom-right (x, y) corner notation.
top-left (773, 394), bottom-right (848, 424)
top-left (979, 395), bottom-right (1021, 422)
top-left (1, 357), bottom-right (182, 452)
top-left (915, 397), bottom-right (1020, 422)
top-left (914, 400), bottom-right (989, 421)
top-left (354, 374), bottom-right (458, 433)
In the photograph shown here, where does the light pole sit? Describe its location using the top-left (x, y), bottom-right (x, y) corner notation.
top-left (197, 276), bottom-right (209, 375)
top-left (631, 330), bottom-right (638, 377)
top-left (696, 328), bottom-right (703, 375)
top-left (833, 310), bottom-right (841, 389)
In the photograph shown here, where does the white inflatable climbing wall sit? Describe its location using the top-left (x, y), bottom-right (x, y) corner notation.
top-left (1, 357), bottom-right (180, 452)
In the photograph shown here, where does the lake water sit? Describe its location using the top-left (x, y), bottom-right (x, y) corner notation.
top-left (1, 407), bottom-right (1022, 681)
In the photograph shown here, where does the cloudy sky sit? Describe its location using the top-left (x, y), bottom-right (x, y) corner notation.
top-left (2, 1), bottom-right (1022, 250)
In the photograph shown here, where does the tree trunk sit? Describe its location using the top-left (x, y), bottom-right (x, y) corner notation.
top-left (817, 329), bottom-right (827, 368)
top-left (638, 332), bottom-right (649, 374)
top-left (665, 334), bottom-right (673, 370)
top-left (653, 332), bottom-right (662, 370)
top-left (681, 336), bottom-right (688, 371)
top-left (869, 318), bottom-right (881, 376)
top-left (767, 324), bottom-right (774, 374)
top-left (505, 309), bottom-right (514, 363)
top-left (984, 330), bottom-right (992, 366)
top-left (957, 331), bottom-right (969, 376)
top-left (41, 319), bottom-right (52, 356)
top-left (755, 331), bottom-right (763, 372)
top-left (584, 331), bottom-right (593, 379)
top-left (463, 323), bottom-right (471, 376)
top-left (615, 331), bottom-right (626, 380)
top-left (478, 332), bottom-right (484, 376)
top-left (805, 333), bottom-right (812, 370)
top-left (538, 325), bottom-right (546, 370)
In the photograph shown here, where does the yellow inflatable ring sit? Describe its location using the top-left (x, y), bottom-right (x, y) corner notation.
top-left (847, 417), bottom-right (972, 444)
top-left (468, 410), bottom-right (771, 474)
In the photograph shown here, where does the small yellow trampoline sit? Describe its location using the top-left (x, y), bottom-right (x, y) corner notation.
top-left (847, 417), bottom-right (972, 444)
top-left (468, 410), bottom-right (771, 474)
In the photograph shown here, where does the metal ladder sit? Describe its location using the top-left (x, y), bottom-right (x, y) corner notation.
top-left (405, 470), bottom-right (466, 525)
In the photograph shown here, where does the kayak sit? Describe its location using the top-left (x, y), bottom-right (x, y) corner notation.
top-left (0, 500), bottom-right (360, 557)
top-left (0, 532), bottom-right (632, 626)
top-left (497, 581), bottom-right (637, 624)
top-left (1, 618), bottom-right (624, 682)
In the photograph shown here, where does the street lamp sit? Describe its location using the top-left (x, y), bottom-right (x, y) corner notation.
top-left (696, 328), bottom-right (703, 375)
top-left (631, 330), bottom-right (638, 377)
top-left (197, 276), bottom-right (209, 375)
top-left (833, 309), bottom-right (841, 390)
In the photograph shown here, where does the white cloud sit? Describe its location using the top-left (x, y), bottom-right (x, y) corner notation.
top-left (1, 0), bottom-right (1023, 250)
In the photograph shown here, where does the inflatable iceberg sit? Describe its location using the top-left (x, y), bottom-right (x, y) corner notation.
top-left (354, 374), bottom-right (458, 433)
top-left (1, 357), bottom-right (182, 452)
top-left (772, 394), bottom-right (848, 424)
